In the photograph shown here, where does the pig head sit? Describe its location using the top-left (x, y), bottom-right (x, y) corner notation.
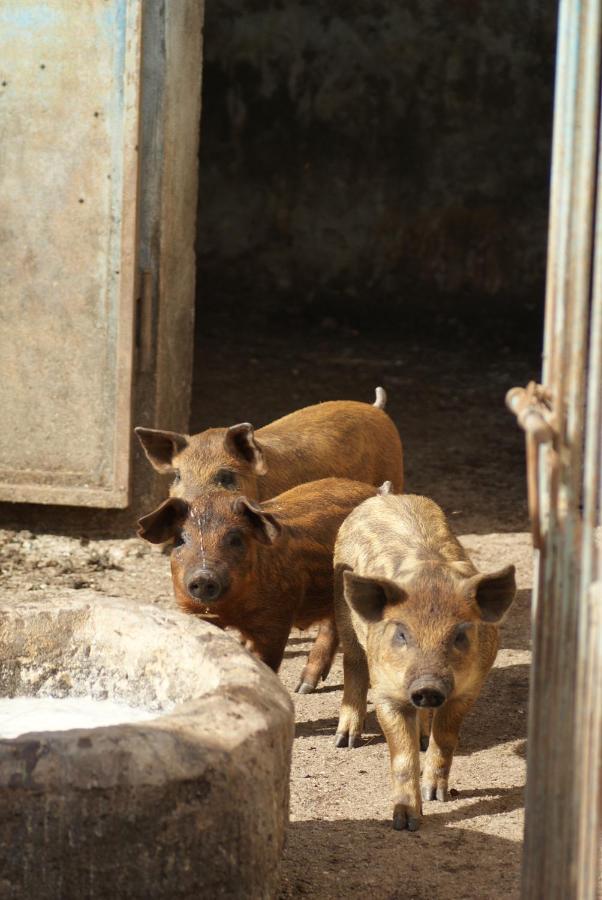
top-left (137, 492), bottom-right (280, 614)
top-left (343, 563), bottom-right (516, 710)
top-left (135, 424), bottom-right (267, 500)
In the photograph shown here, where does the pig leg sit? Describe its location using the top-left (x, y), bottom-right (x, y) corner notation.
top-left (421, 696), bottom-right (475, 802)
top-left (244, 624), bottom-right (292, 674)
top-left (376, 702), bottom-right (422, 832)
top-left (334, 645), bottom-right (369, 748)
top-left (419, 709), bottom-right (432, 751)
top-left (296, 617), bottom-right (338, 694)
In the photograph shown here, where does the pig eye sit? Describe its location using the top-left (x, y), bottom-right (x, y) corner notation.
top-left (392, 625), bottom-right (407, 646)
top-left (172, 469), bottom-right (181, 485)
top-left (225, 530), bottom-right (244, 549)
top-left (454, 624), bottom-right (472, 651)
top-left (215, 469), bottom-right (237, 489)
top-left (172, 532), bottom-right (185, 549)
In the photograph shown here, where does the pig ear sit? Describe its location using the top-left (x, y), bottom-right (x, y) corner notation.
top-left (343, 571), bottom-right (405, 623)
top-left (378, 481), bottom-right (393, 496)
top-left (137, 498), bottom-right (189, 544)
top-left (224, 423), bottom-right (267, 475)
top-left (235, 496), bottom-right (281, 545)
top-left (468, 565), bottom-right (517, 624)
top-left (135, 427), bottom-right (189, 473)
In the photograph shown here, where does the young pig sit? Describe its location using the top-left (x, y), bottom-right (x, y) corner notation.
top-left (138, 478), bottom-right (377, 690)
top-left (334, 494), bottom-right (516, 832)
top-left (135, 388), bottom-right (403, 500)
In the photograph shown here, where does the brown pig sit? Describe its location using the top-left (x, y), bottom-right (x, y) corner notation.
top-left (135, 388), bottom-right (403, 501)
top-left (333, 494), bottom-right (516, 831)
top-left (138, 478), bottom-right (378, 690)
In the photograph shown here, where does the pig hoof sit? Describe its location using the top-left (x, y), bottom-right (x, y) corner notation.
top-left (392, 807), bottom-right (421, 832)
top-left (295, 681), bottom-right (316, 694)
top-left (334, 731), bottom-right (361, 748)
top-left (335, 731), bottom-right (349, 748)
top-left (421, 783), bottom-right (449, 802)
top-left (420, 735), bottom-right (429, 752)
top-left (392, 814), bottom-right (404, 831)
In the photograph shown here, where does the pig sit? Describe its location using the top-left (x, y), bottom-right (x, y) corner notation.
top-left (137, 478), bottom-right (378, 691)
top-left (134, 388), bottom-right (403, 501)
top-left (135, 390), bottom-right (403, 678)
top-left (333, 493), bottom-right (516, 831)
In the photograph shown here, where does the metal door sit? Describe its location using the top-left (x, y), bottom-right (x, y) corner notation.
top-left (0, 1), bottom-right (143, 508)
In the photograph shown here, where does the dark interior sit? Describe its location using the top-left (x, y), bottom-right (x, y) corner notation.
top-left (191, 0), bottom-right (555, 535)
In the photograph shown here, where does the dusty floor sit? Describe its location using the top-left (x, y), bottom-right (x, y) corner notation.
top-left (0, 526), bottom-right (532, 900)
top-left (190, 304), bottom-right (541, 536)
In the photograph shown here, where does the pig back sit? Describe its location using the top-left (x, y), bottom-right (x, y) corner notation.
top-left (262, 478), bottom-right (378, 628)
top-left (262, 477), bottom-right (379, 538)
top-left (257, 401), bottom-right (404, 499)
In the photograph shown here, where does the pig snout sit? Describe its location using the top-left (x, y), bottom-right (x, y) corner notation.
top-left (186, 568), bottom-right (223, 604)
top-left (409, 675), bottom-right (453, 709)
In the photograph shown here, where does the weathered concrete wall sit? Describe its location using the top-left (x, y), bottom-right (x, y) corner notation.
top-left (0, 1), bottom-right (142, 508)
top-left (0, 0), bottom-right (204, 533)
top-left (197, 0), bottom-right (557, 311)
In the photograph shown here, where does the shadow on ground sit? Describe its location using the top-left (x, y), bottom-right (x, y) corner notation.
top-left (296, 662), bottom-right (529, 755)
top-left (279, 801), bottom-right (523, 898)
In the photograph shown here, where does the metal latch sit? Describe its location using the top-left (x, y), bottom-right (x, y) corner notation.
top-left (506, 382), bottom-right (555, 549)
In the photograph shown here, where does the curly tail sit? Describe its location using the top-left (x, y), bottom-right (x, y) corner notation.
top-left (373, 386), bottom-right (387, 409)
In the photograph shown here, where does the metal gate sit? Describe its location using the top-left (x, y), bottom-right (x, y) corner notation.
top-left (507, 0), bottom-right (602, 896)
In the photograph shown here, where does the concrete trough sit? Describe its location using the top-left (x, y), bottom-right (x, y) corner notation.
top-left (0, 592), bottom-right (294, 899)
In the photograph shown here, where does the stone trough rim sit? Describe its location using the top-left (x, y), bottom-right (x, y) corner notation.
top-left (0, 591), bottom-right (294, 791)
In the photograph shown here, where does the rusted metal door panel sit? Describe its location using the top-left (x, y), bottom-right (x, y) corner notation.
top-left (0, 1), bottom-right (142, 508)
top-left (507, 0), bottom-right (602, 896)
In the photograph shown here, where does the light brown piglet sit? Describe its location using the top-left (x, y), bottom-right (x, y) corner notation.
top-left (138, 478), bottom-right (377, 691)
top-left (334, 493), bottom-right (516, 831)
top-left (135, 388), bottom-right (403, 500)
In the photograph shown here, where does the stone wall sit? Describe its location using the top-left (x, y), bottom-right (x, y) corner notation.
top-left (197, 0), bottom-right (557, 314)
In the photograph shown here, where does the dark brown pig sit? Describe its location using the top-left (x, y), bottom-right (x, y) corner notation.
top-left (135, 388), bottom-right (403, 500)
top-left (138, 478), bottom-right (377, 690)
top-left (333, 494), bottom-right (516, 831)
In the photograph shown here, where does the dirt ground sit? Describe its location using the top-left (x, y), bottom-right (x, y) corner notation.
top-left (0, 526), bottom-right (532, 900)
top-left (0, 312), bottom-right (541, 897)
top-left (190, 304), bottom-right (540, 536)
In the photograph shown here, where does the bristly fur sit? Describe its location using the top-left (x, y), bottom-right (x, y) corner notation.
top-left (169, 478), bottom-right (378, 685)
top-left (135, 392), bottom-right (403, 501)
top-left (333, 493), bottom-right (516, 831)
top-left (136, 392), bottom-right (403, 692)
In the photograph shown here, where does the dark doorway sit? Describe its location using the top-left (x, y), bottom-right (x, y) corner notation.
top-left (192, 0), bottom-right (555, 535)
